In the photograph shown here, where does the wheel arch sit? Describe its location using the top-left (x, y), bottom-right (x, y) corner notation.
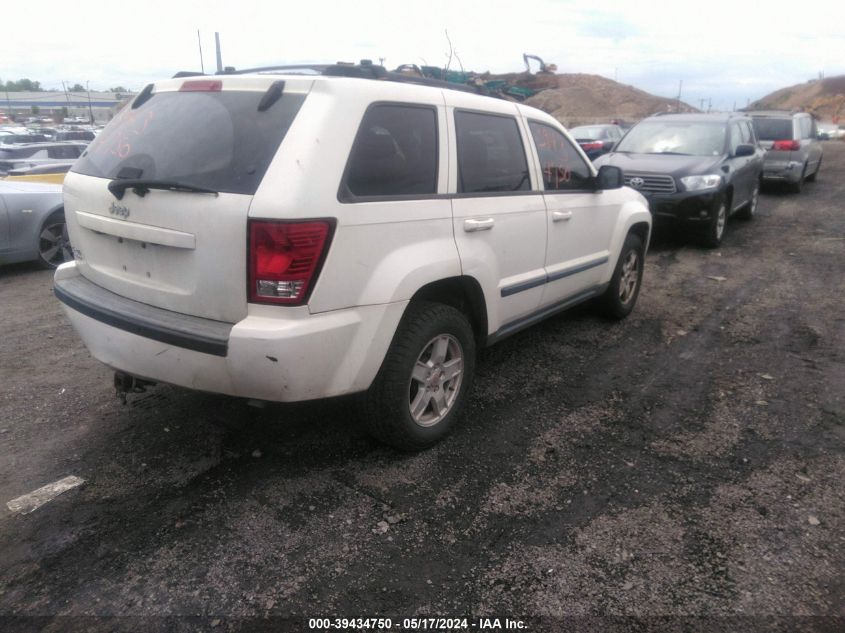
top-left (408, 276), bottom-right (488, 347)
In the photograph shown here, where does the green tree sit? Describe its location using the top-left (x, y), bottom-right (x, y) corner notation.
top-left (69, 83), bottom-right (85, 92)
top-left (109, 86), bottom-right (129, 93)
top-left (3, 78), bottom-right (43, 92)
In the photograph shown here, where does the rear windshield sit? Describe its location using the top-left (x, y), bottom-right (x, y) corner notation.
top-left (751, 118), bottom-right (793, 141)
top-left (570, 126), bottom-right (609, 140)
top-left (72, 89), bottom-right (306, 195)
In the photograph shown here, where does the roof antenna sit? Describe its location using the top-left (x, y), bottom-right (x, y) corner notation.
top-left (215, 32), bottom-right (223, 74)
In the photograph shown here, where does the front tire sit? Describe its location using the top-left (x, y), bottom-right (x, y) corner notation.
top-left (37, 211), bottom-right (73, 269)
top-left (596, 232), bottom-right (645, 320)
top-left (736, 180), bottom-right (760, 221)
top-left (702, 200), bottom-right (727, 248)
top-left (358, 301), bottom-right (476, 451)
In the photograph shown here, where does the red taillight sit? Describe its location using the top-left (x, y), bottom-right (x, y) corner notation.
top-left (179, 80), bottom-right (223, 92)
top-left (772, 140), bottom-right (800, 151)
top-left (581, 142), bottom-right (604, 151)
top-left (248, 220), bottom-right (333, 305)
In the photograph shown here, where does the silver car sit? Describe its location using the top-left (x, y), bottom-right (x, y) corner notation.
top-left (749, 111), bottom-right (823, 193)
top-left (0, 142), bottom-right (87, 177)
top-left (0, 180), bottom-right (71, 268)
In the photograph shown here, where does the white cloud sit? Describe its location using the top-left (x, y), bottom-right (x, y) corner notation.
top-left (1, 0), bottom-right (843, 109)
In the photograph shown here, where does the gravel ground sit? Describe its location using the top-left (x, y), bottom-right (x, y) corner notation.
top-left (1, 144), bottom-right (843, 633)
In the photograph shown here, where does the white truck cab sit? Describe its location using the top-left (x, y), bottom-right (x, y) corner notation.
top-left (55, 63), bottom-right (651, 450)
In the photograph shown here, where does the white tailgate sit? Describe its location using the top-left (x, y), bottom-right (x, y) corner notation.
top-left (63, 171), bottom-right (250, 323)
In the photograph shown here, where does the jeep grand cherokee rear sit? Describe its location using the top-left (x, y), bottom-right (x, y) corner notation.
top-left (55, 67), bottom-right (651, 450)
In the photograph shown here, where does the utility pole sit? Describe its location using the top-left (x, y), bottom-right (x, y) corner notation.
top-left (214, 32), bottom-right (223, 74)
top-left (676, 79), bottom-right (683, 112)
top-left (86, 80), bottom-right (94, 124)
top-left (4, 87), bottom-right (12, 121)
top-left (197, 30), bottom-right (205, 74)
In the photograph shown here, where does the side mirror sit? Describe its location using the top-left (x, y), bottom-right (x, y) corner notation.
top-left (596, 164), bottom-right (623, 190)
top-left (734, 144), bottom-right (755, 157)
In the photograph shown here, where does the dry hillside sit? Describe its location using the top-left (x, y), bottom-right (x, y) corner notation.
top-left (522, 73), bottom-right (697, 126)
top-left (749, 75), bottom-right (845, 122)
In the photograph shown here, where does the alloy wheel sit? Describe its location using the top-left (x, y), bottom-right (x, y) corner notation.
top-left (39, 220), bottom-right (73, 267)
top-left (408, 334), bottom-right (464, 427)
top-left (618, 249), bottom-right (640, 304)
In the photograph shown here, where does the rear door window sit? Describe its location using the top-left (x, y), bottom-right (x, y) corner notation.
top-left (342, 104), bottom-right (437, 198)
top-left (528, 121), bottom-right (592, 191)
top-left (72, 88), bottom-right (306, 195)
top-left (455, 111), bottom-right (529, 193)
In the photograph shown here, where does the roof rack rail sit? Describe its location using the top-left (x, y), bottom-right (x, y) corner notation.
top-left (172, 60), bottom-right (495, 97)
top-left (231, 60), bottom-right (492, 96)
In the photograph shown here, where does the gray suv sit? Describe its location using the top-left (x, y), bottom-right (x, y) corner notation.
top-left (749, 111), bottom-right (822, 192)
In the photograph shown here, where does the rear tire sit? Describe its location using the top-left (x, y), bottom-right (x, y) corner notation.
top-left (358, 301), bottom-right (476, 451)
top-left (806, 159), bottom-right (820, 182)
top-left (596, 232), bottom-right (645, 320)
top-left (789, 165), bottom-right (806, 193)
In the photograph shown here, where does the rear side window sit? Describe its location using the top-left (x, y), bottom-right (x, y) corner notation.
top-left (343, 104), bottom-right (437, 198)
top-left (799, 117), bottom-right (812, 139)
top-left (72, 89), bottom-right (306, 195)
top-left (455, 111), bottom-right (529, 193)
top-left (752, 118), bottom-right (793, 141)
top-left (528, 121), bottom-right (592, 191)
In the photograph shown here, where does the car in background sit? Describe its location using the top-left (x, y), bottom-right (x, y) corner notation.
top-left (0, 142), bottom-right (87, 176)
top-left (748, 111), bottom-right (822, 192)
top-left (2, 162), bottom-right (74, 184)
top-left (568, 123), bottom-right (624, 159)
top-left (0, 132), bottom-right (50, 145)
top-left (595, 112), bottom-right (764, 247)
top-left (816, 123), bottom-right (844, 140)
top-left (0, 180), bottom-right (70, 268)
top-left (53, 129), bottom-right (96, 142)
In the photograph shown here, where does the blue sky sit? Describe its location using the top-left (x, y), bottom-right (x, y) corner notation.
top-left (2, 0), bottom-right (843, 110)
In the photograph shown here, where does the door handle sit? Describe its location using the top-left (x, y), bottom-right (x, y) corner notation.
top-left (552, 211), bottom-right (573, 222)
top-left (464, 218), bottom-right (495, 232)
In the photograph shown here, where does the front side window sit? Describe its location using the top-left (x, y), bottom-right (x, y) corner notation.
top-left (729, 123), bottom-right (743, 154)
top-left (528, 121), bottom-right (592, 191)
top-left (343, 104), bottom-right (437, 198)
top-left (455, 111), bottom-right (529, 193)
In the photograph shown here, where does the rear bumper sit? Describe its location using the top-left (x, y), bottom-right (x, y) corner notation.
top-left (762, 157), bottom-right (803, 183)
top-left (54, 262), bottom-right (407, 402)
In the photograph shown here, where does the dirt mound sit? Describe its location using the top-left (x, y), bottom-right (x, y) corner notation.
top-left (749, 76), bottom-right (845, 122)
top-left (523, 73), bottom-right (697, 126)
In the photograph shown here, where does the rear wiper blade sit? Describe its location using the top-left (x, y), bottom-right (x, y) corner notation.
top-left (108, 178), bottom-right (219, 200)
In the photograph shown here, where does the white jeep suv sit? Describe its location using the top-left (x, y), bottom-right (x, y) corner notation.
top-left (54, 64), bottom-right (651, 450)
